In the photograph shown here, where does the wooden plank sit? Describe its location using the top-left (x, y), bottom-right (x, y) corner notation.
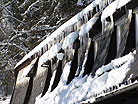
top-left (67, 49), bottom-right (78, 84)
top-left (124, 53), bottom-right (138, 81)
top-left (124, 43), bottom-right (138, 81)
top-left (10, 68), bottom-right (30, 104)
top-left (92, 23), bottom-right (113, 76)
top-left (27, 60), bottom-right (49, 104)
top-left (83, 40), bottom-right (94, 76)
top-left (127, 0), bottom-right (138, 10)
top-left (116, 10), bottom-right (132, 58)
top-left (11, 58), bottom-right (40, 104)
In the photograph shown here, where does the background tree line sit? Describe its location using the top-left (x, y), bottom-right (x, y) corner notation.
top-left (0, 0), bottom-right (90, 96)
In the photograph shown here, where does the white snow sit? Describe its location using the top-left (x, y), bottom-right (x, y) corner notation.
top-left (22, 43), bottom-right (62, 77)
top-left (15, 0), bottom-right (119, 70)
top-left (35, 62), bottom-right (71, 104)
top-left (0, 95), bottom-right (11, 104)
top-left (77, 0), bottom-right (83, 6)
top-left (62, 31), bottom-right (79, 49)
top-left (15, 0), bottom-right (104, 69)
top-left (101, 0), bottom-right (131, 22)
top-left (117, 0), bottom-right (131, 9)
top-left (14, 0), bottom-right (135, 103)
top-left (38, 43), bottom-right (62, 68)
top-left (35, 51), bottom-right (135, 104)
top-left (95, 51), bottom-right (135, 76)
top-left (79, 15), bottom-right (99, 37)
top-left (57, 53), bottom-right (64, 60)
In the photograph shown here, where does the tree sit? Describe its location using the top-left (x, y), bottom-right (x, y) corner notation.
top-left (0, 0), bottom-right (86, 96)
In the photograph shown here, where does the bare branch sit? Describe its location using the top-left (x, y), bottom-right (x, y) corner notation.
top-left (0, 4), bottom-right (13, 15)
top-left (0, 1), bottom-right (13, 12)
top-left (0, 26), bottom-right (7, 35)
top-left (0, 42), bottom-right (29, 53)
top-left (0, 15), bottom-right (26, 24)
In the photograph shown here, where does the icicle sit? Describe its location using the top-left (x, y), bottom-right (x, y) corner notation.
top-left (62, 32), bottom-right (65, 41)
top-left (38, 50), bottom-right (41, 57)
top-left (82, 35), bottom-right (87, 50)
top-left (48, 43), bottom-right (50, 50)
top-left (79, 36), bottom-right (83, 48)
top-left (108, 0), bottom-right (111, 4)
top-left (98, 2), bottom-right (102, 11)
top-left (69, 44), bottom-right (72, 50)
top-left (101, 20), bottom-right (105, 34)
top-left (90, 9), bottom-right (93, 18)
top-left (105, 0), bottom-right (108, 7)
top-left (110, 15), bottom-right (114, 27)
top-left (84, 14), bottom-right (87, 24)
top-left (96, 5), bottom-right (98, 12)
top-left (57, 35), bottom-right (60, 43)
top-left (77, 21), bottom-right (80, 31)
top-left (74, 23), bottom-right (77, 31)
top-left (86, 13), bottom-right (89, 23)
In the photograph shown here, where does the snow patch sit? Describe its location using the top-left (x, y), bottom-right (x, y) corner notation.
top-left (38, 43), bottom-right (62, 67)
top-left (79, 15), bottom-right (99, 37)
top-left (0, 95), bottom-right (11, 104)
top-left (62, 31), bottom-right (79, 49)
top-left (35, 51), bottom-right (135, 104)
top-left (101, 0), bottom-right (131, 22)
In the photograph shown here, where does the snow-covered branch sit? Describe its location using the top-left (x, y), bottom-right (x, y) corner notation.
top-left (0, 15), bottom-right (26, 24)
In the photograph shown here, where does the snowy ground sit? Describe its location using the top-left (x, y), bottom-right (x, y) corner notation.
top-left (0, 95), bottom-right (11, 104)
top-left (35, 51), bottom-right (135, 104)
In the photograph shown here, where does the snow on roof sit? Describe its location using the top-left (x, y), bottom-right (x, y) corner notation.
top-left (101, 0), bottom-right (131, 22)
top-left (14, 1), bottom-right (98, 69)
top-left (15, 0), bottom-right (118, 70)
top-left (14, 0), bottom-right (136, 103)
top-left (35, 51), bottom-right (135, 104)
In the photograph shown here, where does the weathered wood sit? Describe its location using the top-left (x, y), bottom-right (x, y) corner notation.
top-left (124, 44), bottom-right (138, 81)
top-left (116, 10), bottom-right (132, 58)
top-left (89, 17), bottom-right (102, 38)
top-left (83, 40), bottom-right (94, 76)
top-left (92, 23), bottom-right (113, 76)
top-left (67, 48), bottom-right (78, 84)
top-left (41, 61), bottom-right (52, 96)
top-left (27, 61), bottom-right (49, 104)
top-left (51, 60), bottom-right (63, 91)
top-left (10, 67), bottom-right (30, 104)
top-left (127, 0), bottom-right (138, 10)
top-left (105, 26), bottom-right (117, 64)
top-left (123, 13), bottom-right (136, 56)
top-left (11, 58), bottom-right (40, 104)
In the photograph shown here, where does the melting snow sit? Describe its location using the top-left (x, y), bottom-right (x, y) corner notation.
top-left (79, 15), bottom-right (99, 37)
top-left (101, 0), bottom-right (131, 22)
top-left (62, 31), bottom-right (79, 49)
top-left (14, 0), bottom-right (135, 103)
top-left (35, 51), bottom-right (135, 104)
top-left (0, 95), bottom-right (11, 104)
top-left (22, 43), bottom-right (62, 76)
